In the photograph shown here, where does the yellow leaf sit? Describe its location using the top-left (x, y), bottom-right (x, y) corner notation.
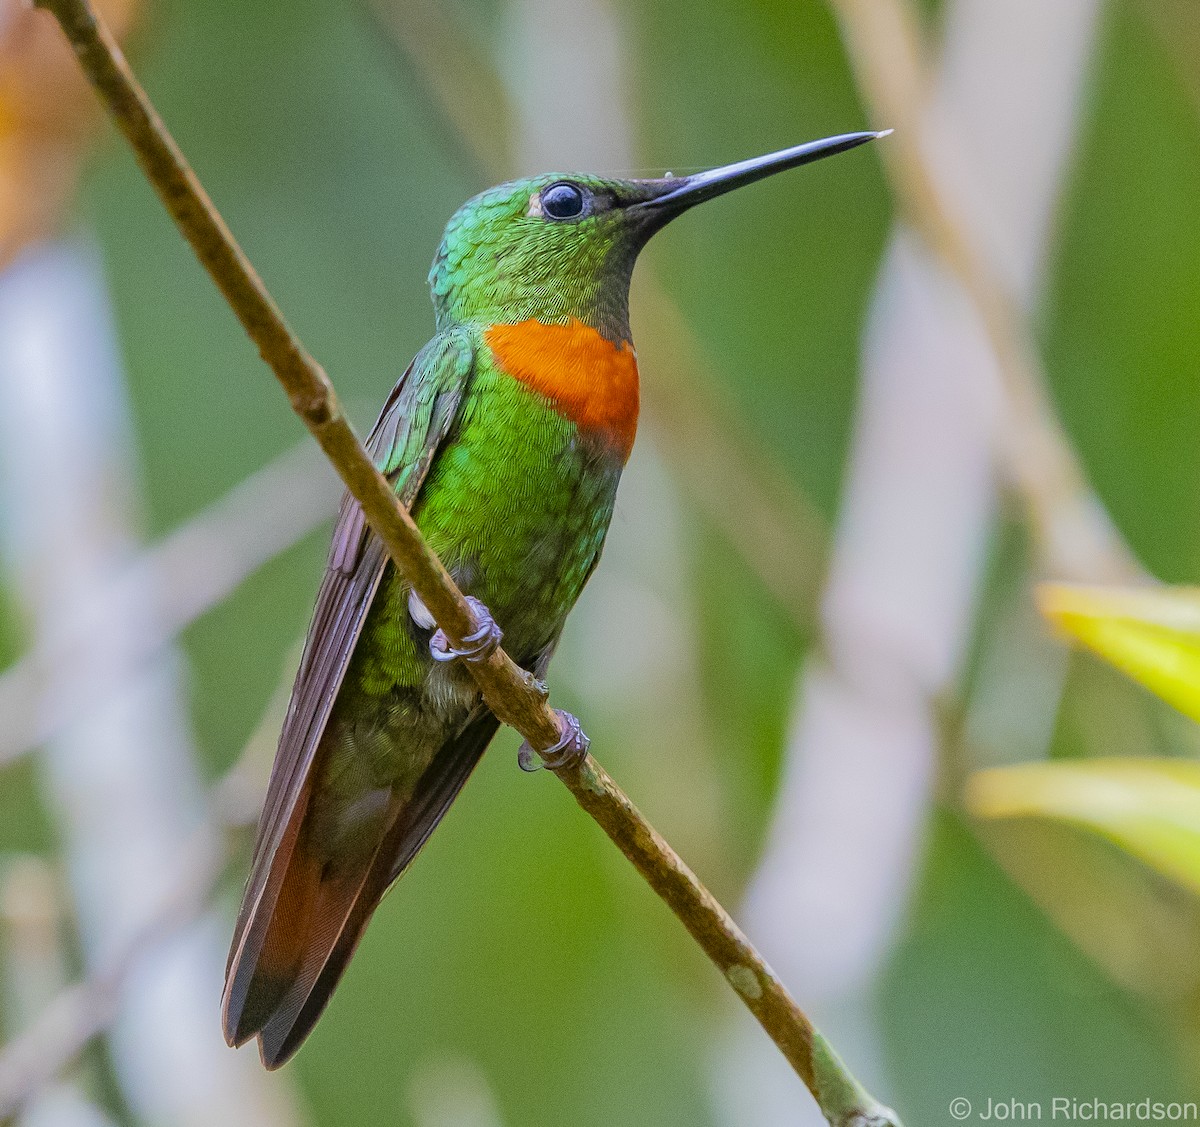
top-left (967, 759), bottom-right (1200, 896)
top-left (1038, 583), bottom-right (1200, 724)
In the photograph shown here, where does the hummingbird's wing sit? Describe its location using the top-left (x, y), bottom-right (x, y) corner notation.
top-left (247, 639), bottom-right (558, 1068)
top-left (222, 329), bottom-right (475, 1053)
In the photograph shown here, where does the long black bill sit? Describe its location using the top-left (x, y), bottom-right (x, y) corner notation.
top-left (635, 130), bottom-right (888, 216)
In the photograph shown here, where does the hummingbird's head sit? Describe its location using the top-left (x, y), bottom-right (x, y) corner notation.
top-left (428, 131), bottom-right (887, 341)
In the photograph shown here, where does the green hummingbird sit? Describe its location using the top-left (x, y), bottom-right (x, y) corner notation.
top-left (222, 130), bottom-right (883, 1068)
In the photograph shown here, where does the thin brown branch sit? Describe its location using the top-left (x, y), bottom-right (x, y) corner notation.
top-left (563, 755), bottom-right (895, 1124)
top-left (827, 0), bottom-right (1144, 586)
top-left (31, 1), bottom-right (895, 1122)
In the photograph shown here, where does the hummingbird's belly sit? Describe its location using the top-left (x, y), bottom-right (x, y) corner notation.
top-left (348, 373), bottom-right (623, 715)
top-left (313, 363), bottom-right (624, 825)
top-left (417, 390), bottom-right (622, 660)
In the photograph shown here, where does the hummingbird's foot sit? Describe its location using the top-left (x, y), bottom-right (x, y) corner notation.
top-left (429, 596), bottom-right (503, 664)
top-left (518, 709), bottom-right (590, 773)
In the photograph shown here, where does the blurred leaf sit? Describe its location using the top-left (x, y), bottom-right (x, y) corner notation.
top-left (973, 811), bottom-right (1200, 1011)
top-left (1044, 0), bottom-right (1200, 582)
top-left (1140, 0), bottom-right (1200, 116)
top-left (1040, 582), bottom-right (1200, 726)
top-left (883, 811), bottom-right (1187, 1123)
top-left (967, 757), bottom-right (1200, 896)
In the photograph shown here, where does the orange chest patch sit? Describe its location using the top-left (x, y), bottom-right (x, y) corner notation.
top-left (484, 318), bottom-right (639, 462)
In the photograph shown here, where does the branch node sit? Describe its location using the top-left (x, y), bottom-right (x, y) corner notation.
top-left (523, 672), bottom-right (549, 702)
top-left (289, 387), bottom-right (336, 428)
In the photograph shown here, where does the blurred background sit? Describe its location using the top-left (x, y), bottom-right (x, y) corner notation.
top-left (2, 0), bottom-right (1200, 1123)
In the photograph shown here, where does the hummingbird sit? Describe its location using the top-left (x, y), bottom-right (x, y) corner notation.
top-left (222, 130), bottom-right (884, 1068)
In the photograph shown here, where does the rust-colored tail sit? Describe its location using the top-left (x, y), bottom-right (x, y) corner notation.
top-left (222, 712), bottom-right (499, 1068)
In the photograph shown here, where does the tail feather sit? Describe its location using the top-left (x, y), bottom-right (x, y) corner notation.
top-left (223, 779), bottom-right (317, 1048)
top-left (257, 818), bottom-right (405, 1067)
top-left (222, 711), bottom-right (501, 1067)
top-left (256, 847), bottom-right (396, 1067)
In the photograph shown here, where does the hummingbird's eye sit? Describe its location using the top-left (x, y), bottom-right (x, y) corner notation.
top-left (541, 182), bottom-right (586, 220)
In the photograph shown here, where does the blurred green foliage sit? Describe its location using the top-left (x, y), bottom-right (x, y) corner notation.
top-left (884, 814), bottom-right (1182, 1125)
top-left (1046, 1), bottom-right (1200, 582)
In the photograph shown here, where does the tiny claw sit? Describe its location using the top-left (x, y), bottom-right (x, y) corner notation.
top-left (429, 596), bottom-right (503, 664)
top-left (518, 709), bottom-right (590, 773)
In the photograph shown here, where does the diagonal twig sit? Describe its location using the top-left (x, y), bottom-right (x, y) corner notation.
top-left (827, 0), bottom-right (1143, 586)
top-left (31, 1), bottom-right (898, 1122)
